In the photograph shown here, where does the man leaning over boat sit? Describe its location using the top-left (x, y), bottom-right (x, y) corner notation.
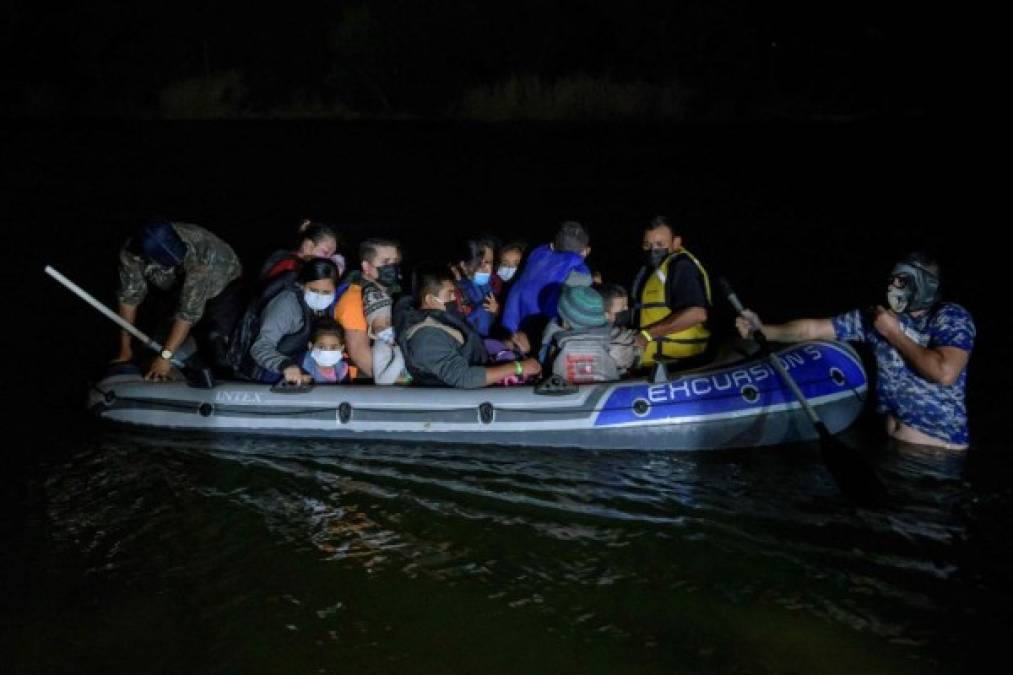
top-left (113, 217), bottom-right (243, 381)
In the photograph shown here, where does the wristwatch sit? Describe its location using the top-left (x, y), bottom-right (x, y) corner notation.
top-left (160, 349), bottom-right (174, 361)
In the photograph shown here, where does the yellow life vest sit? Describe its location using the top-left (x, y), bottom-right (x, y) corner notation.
top-left (638, 248), bottom-right (711, 365)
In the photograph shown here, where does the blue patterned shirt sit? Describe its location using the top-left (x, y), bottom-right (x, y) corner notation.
top-left (832, 303), bottom-right (974, 445)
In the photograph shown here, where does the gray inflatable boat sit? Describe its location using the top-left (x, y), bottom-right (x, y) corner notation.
top-left (88, 340), bottom-right (867, 451)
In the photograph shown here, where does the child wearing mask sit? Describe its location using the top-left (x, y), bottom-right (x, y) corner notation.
top-left (599, 283), bottom-right (640, 377)
top-left (495, 241), bottom-right (526, 298)
top-left (451, 237), bottom-right (501, 337)
top-left (301, 319), bottom-right (349, 384)
top-left (365, 302), bottom-right (411, 385)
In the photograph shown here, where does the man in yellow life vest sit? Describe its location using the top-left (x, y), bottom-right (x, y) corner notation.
top-left (631, 216), bottom-right (713, 368)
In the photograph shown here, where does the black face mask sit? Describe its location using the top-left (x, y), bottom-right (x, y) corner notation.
top-left (644, 248), bottom-right (669, 269)
top-left (613, 309), bottom-right (631, 327)
top-left (376, 264), bottom-right (400, 288)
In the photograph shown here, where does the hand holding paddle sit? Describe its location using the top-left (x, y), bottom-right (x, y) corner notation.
top-left (719, 277), bottom-right (886, 506)
top-left (45, 265), bottom-right (216, 389)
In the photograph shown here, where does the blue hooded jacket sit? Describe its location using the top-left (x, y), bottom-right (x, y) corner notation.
top-left (500, 244), bottom-right (590, 334)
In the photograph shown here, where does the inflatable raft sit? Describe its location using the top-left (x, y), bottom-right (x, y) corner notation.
top-left (88, 340), bottom-right (867, 451)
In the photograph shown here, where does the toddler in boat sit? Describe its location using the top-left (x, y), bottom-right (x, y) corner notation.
top-left (301, 319), bottom-right (350, 384)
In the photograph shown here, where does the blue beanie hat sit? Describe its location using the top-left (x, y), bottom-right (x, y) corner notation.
top-left (130, 217), bottom-right (186, 267)
top-left (557, 284), bottom-right (606, 330)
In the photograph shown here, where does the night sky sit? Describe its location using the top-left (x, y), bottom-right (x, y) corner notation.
top-left (6, 1), bottom-right (938, 120)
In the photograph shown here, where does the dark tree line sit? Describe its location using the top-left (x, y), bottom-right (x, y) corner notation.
top-left (5, 0), bottom-right (935, 119)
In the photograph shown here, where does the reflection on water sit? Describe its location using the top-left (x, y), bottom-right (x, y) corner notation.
top-left (4, 425), bottom-right (1006, 674)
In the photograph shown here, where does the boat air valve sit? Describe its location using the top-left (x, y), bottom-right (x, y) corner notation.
top-left (740, 385), bottom-right (759, 403)
top-left (829, 367), bottom-right (846, 386)
top-left (198, 403), bottom-right (214, 417)
top-left (338, 402), bottom-right (352, 424)
top-left (478, 402), bottom-right (494, 424)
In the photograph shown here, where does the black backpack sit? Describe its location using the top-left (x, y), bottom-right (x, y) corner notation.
top-left (226, 272), bottom-right (298, 372)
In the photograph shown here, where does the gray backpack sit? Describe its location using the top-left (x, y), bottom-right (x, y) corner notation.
top-left (551, 327), bottom-right (619, 383)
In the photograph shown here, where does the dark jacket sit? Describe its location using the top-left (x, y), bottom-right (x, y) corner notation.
top-left (396, 300), bottom-right (489, 388)
top-left (453, 275), bottom-right (501, 338)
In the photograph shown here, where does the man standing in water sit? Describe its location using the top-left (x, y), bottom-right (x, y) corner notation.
top-left (735, 252), bottom-right (975, 449)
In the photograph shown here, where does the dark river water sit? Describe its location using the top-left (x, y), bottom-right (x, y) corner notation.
top-left (2, 119), bottom-right (1007, 674)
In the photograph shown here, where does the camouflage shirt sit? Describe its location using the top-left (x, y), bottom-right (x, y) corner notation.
top-left (117, 222), bottom-right (242, 324)
top-left (832, 303), bottom-right (975, 446)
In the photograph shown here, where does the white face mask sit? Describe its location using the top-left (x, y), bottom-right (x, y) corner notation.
top-left (304, 290), bottom-right (335, 311)
top-left (311, 348), bottom-right (343, 368)
top-left (497, 265), bottom-right (517, 282)
top-left (376, 326), bottom-right (395, 345)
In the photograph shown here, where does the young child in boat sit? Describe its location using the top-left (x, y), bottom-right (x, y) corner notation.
top-left (540, 284), bottom-right (618, 383)
top-left (599, 283), bottom-right (640, 377)
top-left (301, 319), bottom-right (350, 384)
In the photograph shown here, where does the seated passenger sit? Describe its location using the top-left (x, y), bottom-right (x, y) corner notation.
top-left (365, 301), bottom-right (411, 385)
top-left (541, 284), bottom-right (618, 384)
top-left (500, 221), bottom-right (592, 353)
top-left (451, 236), bottom-right (501, 337)
top-left (260, 220), bottom-right (345, 282)
top-left (334, 238), bottom-right (402, 378)
top-left (599, 283), bottom-right (640, 377)
top-left (301, 319), bottom-right (350, 384)
top-left (632, 216), bottom-right (713, 369)
top-left (239, 258), bottom-right (340, 385)
top-left (495, 240), bottom-right (526, 299)
top-left (397, 265), bottom-right (541, 388)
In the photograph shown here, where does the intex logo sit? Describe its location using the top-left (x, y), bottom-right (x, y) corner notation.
top-left (214, 390), bottom-right (263, 404)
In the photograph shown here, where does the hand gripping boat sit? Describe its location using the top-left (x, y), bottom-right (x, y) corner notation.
top-left (87, 340), bottom-right (867, 451)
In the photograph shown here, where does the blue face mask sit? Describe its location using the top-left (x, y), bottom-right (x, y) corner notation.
top-left (497, 265), bottom-right (517, 282)
top-left (473, 271), bottom-right (491, 286)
